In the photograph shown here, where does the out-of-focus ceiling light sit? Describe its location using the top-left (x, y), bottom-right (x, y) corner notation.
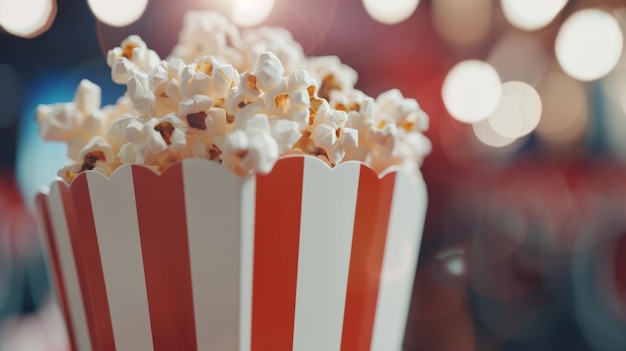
top-left (555, 9), bottom-right (623, 81)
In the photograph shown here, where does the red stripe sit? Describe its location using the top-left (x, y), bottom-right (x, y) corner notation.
top-left (252, 157), bottom-right (305, 350)
top-left (62, 175), bottom-right (116, 351)
top-left (36, 192), bottom-right (78, 351)
top-left (132, 164), bottom-right (197, 351)
top-left (341, 168), bottom-right (396, 350)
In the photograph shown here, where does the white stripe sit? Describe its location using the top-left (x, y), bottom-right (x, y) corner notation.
top-left (239, 177), bottom-right (256, 351)
top-left (183, 160), bottom-right (247, 351)
top-left (86, 168), bottom-right (154, 351)
top-left (47, 182), bottom-right (92, 351)
top-left (35, 189), bottom-right (72, 339)
top-left (292, 157), bottom-right (360, 351)
top-left (370, 172), bottom-right (427, 351)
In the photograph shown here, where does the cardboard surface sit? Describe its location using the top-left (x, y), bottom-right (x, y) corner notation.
top-left (36, 156), bottom-right (427, 351)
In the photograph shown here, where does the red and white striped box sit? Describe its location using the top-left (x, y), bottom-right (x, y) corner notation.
top-left (35, 156), bottom-right (427, 351)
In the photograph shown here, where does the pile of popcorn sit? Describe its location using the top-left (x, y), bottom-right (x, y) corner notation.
top-left (36, 11), bottom-right (431, 182)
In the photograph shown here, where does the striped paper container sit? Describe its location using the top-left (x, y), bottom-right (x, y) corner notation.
top-left (35, 156), bottom-right (427, 351)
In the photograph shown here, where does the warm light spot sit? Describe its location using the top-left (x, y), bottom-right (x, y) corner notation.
top-left (536, 71), bottom-right (588, 145)
top-left (537, 71), bottom-right (585, 134)
top-left (488, 30), bottom-right (549, 83)
top-left (442, 60), bottom-right (502, 123)
top-left (556, 9), bottom-right (623, 81)
top-left (230, 0), bottom-right (275, 27)
top-left (487, 81), bottom-right (542, 139)
top-left (473, 119), bottom-right (517, 148)
top-left (501, 0), bottom-right (567, 31)
top-left (87, 0), bottom-right (148, 27)
top-left (363, 0), bottom-right (419, 25)
top-left (0, 0), bottom-right (56, 38)
top-left (432, 0), bottom-right (492, 47)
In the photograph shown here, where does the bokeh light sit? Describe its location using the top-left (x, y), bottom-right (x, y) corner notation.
top-left (442, 60), bottom-right (502, 123)
top-left (363, 0), bottom-right (419, 25)
top-left (501, 0), bottom-right (568, 31)
top-left (555, 9), bottom-right (623, 82)
top-left (432, 0), bottom-right (492, 47)
top-left (0, 0), bottom-right (56, 38)
top-left (488, 30), bottom-right (549, 84)
top-left (536, 71), bottom-right (588, 146)
top-left (487, 81), bottom-right (542, 139)
top-left (87, 0), bottom-right (148, 27)
top-left (472, 119), bottom-right (517, 148)
top-left (230, 0), bottom-right (276, 27)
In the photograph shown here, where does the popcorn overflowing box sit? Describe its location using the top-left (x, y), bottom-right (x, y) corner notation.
top-left (34, 11), bottom-right (431, 351)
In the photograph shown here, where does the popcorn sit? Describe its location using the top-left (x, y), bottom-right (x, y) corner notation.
top-left (127, 72), bottom-right (156, 116)
top-left (222, 114), bottom-right (279, 174)
top-left (107, 35), bottom-right (161, 84)
top-left (37, 80), bottom-right (130, 162)
top-left (307, 56), bottom-right (358, 100)
top-left (240, 26), bottom-right (306, 73)
top-left (170, 11), bottom-right (243, 67)
top-left (38, 11), bottom-right (430, 183)
top-left (253, 52), bottom-right (285, 91)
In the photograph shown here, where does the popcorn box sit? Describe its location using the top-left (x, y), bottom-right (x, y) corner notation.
top-left (35, 156), bottom-right (427, 351)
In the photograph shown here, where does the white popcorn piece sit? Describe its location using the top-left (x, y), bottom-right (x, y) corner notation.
top-left (307, 55), bottom-right (358, 99)
top-left (263, 80), bottom-right (289, 116)
top-left (223, 116), bottom-right (279, 174)
top-left (253, 52), bottom-right (285, 91)
top-left (223, 130), bottom-right (249, 155)
top-left (142, 114), bottom-right (188, 156)
top-left (205, 108), bottom-right (228, 137)
top-left (309, 121), bottom-right (358, 166)
top-left (118, 143), bottom-right (141, 164)
top-left (369, 122), bottom-right (398, 158)
top-left (306, 98), bottom-right (332, 131)
top-left (67, 135), bottom-right (90, 162)
top-left (235, 113), bottom-right (271, 134)
top-left (37, 103), bottom-right (83, 141)
top-left (240, 130), bottom-right (279, 174)
top-left (74, 80), bottom-right (101, 116)
top-left (225, 87), bottom-right (264, 118)
top-left (241, 26), bottom-right (306, 73)
top-left (127, 72), bottom-right (156, 116)
top-left (374, 89), bottom-right (429, 132)
top-left (285, 69), bottom-right (318, 92)
top-left (120, 115), bottom-right (146, 144)
top-left (180, 66), bottom-right (210, 99)
top-left (286, 88), bottom-right (310, 129)
top-left (179, 95), bottom-right (213, 118)
top-left (310, 124), bottom-right (336, 153)
top-left (110, 58), bottom-right (137, 85)
top-left (170, 11), bottom-right (243, 66)
top-left (147, 60), bottom-right (186, 113)
top-left (78, 136), bottom-right (116, 167)
top-left (270, 118), bottom-right (302, 154)
top-left (211, 61), bottom-right (238, 98)
top-left (236, 72), bottom-right (261, 102)
top-left (57, 160), bottom-right (82, 182)
top-left (341, 127), bottom-right (358, 149)
top-left (82, 110), bottom-right (110, 138)
top-left (107, 35), bottom-right (161, 84)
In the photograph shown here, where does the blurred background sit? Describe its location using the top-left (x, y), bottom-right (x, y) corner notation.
top-left (2, 0), bottom-right (626, 349)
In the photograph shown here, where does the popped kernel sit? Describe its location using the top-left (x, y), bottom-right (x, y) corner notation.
top-left (39, 10), bottom-right (430, 182)
top-left (107, 35), bottom-right (161, 84)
